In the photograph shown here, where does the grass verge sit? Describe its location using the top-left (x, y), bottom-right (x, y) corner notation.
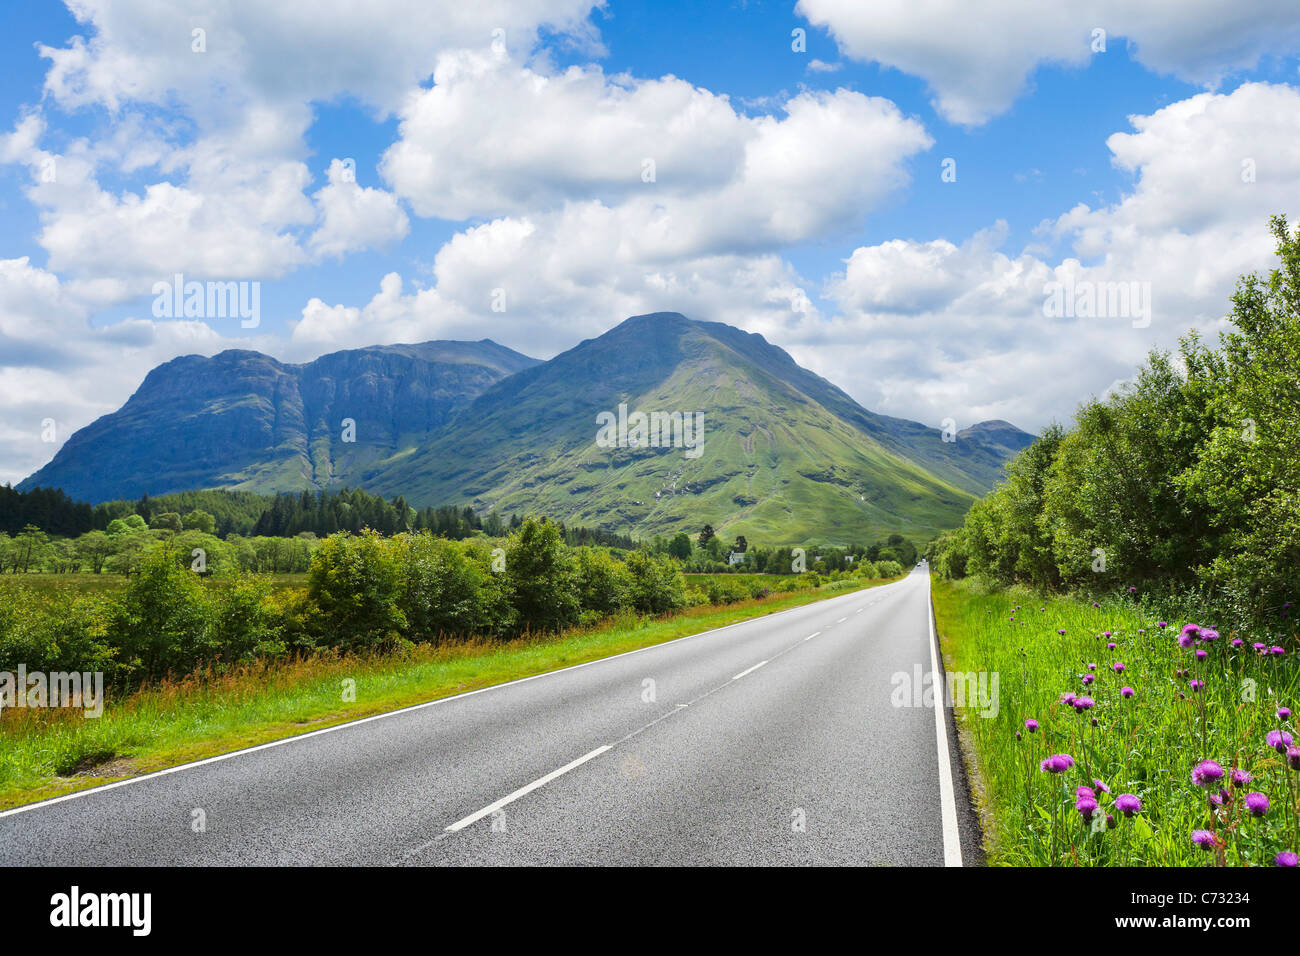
top-left (932, 575), bottom-right (1299, 866)
top-left (0, 576), bottom-right (898, 811)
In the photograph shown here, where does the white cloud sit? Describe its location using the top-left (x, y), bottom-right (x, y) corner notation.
top-left (309, 159), bottom-right (410, 261)
top-left (797, 0), bottom-right (1300, 124)
top-left (789, 82), bottom-right (1300, 432)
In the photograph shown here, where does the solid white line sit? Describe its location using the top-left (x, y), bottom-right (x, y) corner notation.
top-left (444, 745), bottom-right (611, 832)
top-left (0, 582), bottom-right (904, 820)
top-left (926, 576), bottom-right (963, 867)
top-left (731, 660), bottom-right (768, 680)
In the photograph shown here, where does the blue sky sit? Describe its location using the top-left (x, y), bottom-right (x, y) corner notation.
top-left (2, 0), bottom-right (1299, 484)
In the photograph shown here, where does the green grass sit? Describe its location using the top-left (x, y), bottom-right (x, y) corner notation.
top-left (932, 575), bottom-right (1300, 866)
top-left (0, 575), bottom-right (900, 811)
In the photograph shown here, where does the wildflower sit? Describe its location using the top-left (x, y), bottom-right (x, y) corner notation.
top-left (1189, 679), bottom-right (1205, 693)
top-left (1231, 638), bottom-right (1244, 648)
top-left (1082, 674), bottom-right (1095, 686)
top-left (1087, 663), bottom-right (1097, 671)
top-left (1288, 746), bottom-right (1300, 771)
top-left (1076, 786), bottom-right (1096, 799)
top-left (1277, 852), bottom-right (1299, 867)
top-left (1115, 794), bottom-right (1141, 816)
top-left (1121, 686), bottom-right (1135, 698)
top-left (1108, 642), bottom-right (1117, 649)
top-left (1075, 796), bottom-right (1100, 821)
top-left (1112, 662), bottom-right (1125, 673)
top-left (1191, 760), bottom-right (1225, 788)
top-left (1156, 621), bottom-right (1167, 629)
top-left (1279, 707), bottom-right (1292, 721)
top-left (1245, 793), bottom-right (1269, 817)
top-left (1073, 696), bottom-right (1096, 713)
top-left (1092, 779), bottom-right (1110, 794)
top-left (1192, 830), bottom-right (1218, 850)
top-left (1231, 768), bottom-right (1252, 788)
top-left (1271, 646), bottom-right (1285, 656)
top-left (1057, 628), bottom-right (1066, 635)
top-left (1015, 731), bottom-right (1022, 741)
top-left (1267, 730), bottom-right (1294, 753)
top-left (1024, 718), bottom-right (1039, 733)
top-left (1200, 628), bottom-right (1219, 642)
top-left (1040, 754), bottom-right (1074, 773)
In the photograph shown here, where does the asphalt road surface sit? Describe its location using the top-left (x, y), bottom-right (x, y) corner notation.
top-left (1, 566), bottom-right (976, 866)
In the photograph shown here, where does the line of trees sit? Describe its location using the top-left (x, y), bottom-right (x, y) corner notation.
top-left (928, 215), bottom-right (1300, 625)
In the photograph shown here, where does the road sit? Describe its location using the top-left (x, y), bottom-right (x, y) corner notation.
top-left (0, 566), bottom-right (976, 866)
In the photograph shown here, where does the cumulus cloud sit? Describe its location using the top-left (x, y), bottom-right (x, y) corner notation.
top-left (381, 52), bottom-right (932, 253)
top-left (797, 0), bottom-right (1300, 124)
top-left (785, 82), bottom-right (1300, 432)
top-left (309, 159), bottom-right (410, 261)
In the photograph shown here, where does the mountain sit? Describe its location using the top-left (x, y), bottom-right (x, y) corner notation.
top-left (18, 340), bottom-right (539, 503)
top-left (358, 313), bottom-right (1032, 543)
top-left (19, 313), bottom-right (1033, 542)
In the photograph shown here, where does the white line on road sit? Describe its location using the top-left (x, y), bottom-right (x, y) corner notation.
top-left (836, 617), bottom-right (847, 623)
top-left (926, 577), bottom-right (963, 867)
top-left (804, 631), bottom-right (821, 641)
top-left (444, 746), bottom-right (611, 832)
top-left (731, 660), bottom-right (769, 680)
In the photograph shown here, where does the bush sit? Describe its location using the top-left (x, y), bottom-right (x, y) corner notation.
top-left (306, 531), bottom-right (406, 650)
top-left (505, 518), bottom-right (580, 632)
top-left (625, 551), bottom-right (686, 614)
top-left (574, 547), bottom-right (633, 616)
top-left (398, 533), bottom-right (512, 639)
top-left (109, 544), bottom-right (216, 679)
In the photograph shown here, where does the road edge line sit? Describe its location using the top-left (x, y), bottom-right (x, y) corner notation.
top-left (927, 575), bottom-right (964, 867)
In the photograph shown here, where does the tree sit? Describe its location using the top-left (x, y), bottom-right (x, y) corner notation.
top-left (504, 517), bottom-right (580, 632)
top-left (149, 512), bottom-right (184, 533)
top-left (106, 514), bottom-right (147, 535)
top-left (182, 509), bottom-right (217, 534)
top-left (668, 532), bottom-right (692, 560)
top-left (698, 524), bottom-right (715, 546)
top-left (77, 530), bottom-right (115, 574)
top-left (732, 535), bottom-right (748, 554)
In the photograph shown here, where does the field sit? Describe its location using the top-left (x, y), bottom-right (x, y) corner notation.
top-left (0, 572), bottom-right (902, 810)
top-left (933, 576), bottom-right (1300, 866)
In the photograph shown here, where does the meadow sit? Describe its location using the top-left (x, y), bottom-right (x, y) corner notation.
top-left (933, 576), bottom-right (1299, 866)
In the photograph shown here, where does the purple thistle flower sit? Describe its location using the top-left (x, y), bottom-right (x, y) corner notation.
top-left (1087, 663), bottom-right (1097, 671)
top-left (1189, 679), bottom-right (1205, 693)
top-left (1115, 793), bottom-right (1141, 816)
top-left (1156, 621), bottom-right (1167, 629)
top-left (1107, 642), bottom-right (1117, 649)
top-left (1231, 638), bottom-right (1244, 648)
top-left (1082, 674), bottom-right (1095, 685)
top-left (1092, 779), bottom-right (1110, 794)
top-left (1075, 796), bottom-right (1099, 821)
top-left (1271, 646), bottom-right (1285, 656)
top-left (1267, 730), bottom-right (1294, 752)
top-left (1073, 696), bottom-right (1095, 712)
top-left (1191, 829), bottom-right (1218, 850)
top-left (1253, 642), bottom-right (1267, 653)
top-left (1231, 768), bottom-right (1252, 788)
top-left (1040, 753), bottom-right (1074, 774)
top-left (1195, 648), bottom-right (1208, 660)
top-left (1024, 718), bottom-right (1039, 732)
top-left (1076, 785), bottom-right (1096, 799)
top-left (1279, 707), bottom-right (1292, 722)
top-left (1112, 662), bottom-right (1125, 673)
top-left (1057, 628), bottom-right (1066, 635)
top-left (1121, 686), bottom-right (1135, 698)
top-left (1200, 628), bottom-right (1219, 642)
top-left (1191, 760), bottom-right (1225, 788)
top-left (1245, 792), bottom-right (1269, 817)
top-left (1277, 851), bottom-right (1299, 867)
top-left (1288, 746), bottom-right (1300, 771)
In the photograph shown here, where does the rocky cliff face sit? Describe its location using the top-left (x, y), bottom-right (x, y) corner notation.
top-left (19, 340), bottom-right (539, 502)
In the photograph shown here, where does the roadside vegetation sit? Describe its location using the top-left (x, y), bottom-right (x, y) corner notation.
top-left (927, 217), bottom-right (1300, 867)
top-left (0, 558), bottom-right (902, 809)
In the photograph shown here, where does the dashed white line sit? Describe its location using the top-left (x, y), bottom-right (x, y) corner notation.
top-left (836, 617), bottom-right (847, 623)
top-left (804, 631), bottom-right (821, 641)
top-left (444, 745), bottom-right (612, 832)
top-left (731, 660), bottom-right (769, 681)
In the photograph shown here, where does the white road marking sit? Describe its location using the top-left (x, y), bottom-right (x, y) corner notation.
top-left (804, 631), bottom-right (821, 641)
top-left (836, 617), bottom-right (847, 623)
top-left (444, 746), bottom-right (611, 832)
top-left (926, 577), bottom-right (963, 867)
top-left (0, 584), bottom-right (891, 820)
top-left (731, 660), bottom-right (768, 680)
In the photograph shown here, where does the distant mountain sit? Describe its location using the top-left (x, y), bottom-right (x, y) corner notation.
top-left (359, 313), bottom-right (1033, 543)
top-left (20, 313), bottom-right (1033, 542)
top-left (18, 341), bottom-right (539, 503)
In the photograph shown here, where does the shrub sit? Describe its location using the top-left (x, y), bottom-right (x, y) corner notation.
top-left (625, 550), bottom-right (686, 614)
top-left (109, 544), bottom-right (216, 679)
top-left (505, 518), bottom-right (580, 632)
top-left (306, 531), bottom-right (406, 650)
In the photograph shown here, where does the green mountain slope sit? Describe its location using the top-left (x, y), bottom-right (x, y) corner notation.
top-left (361, 313), bottom-right (1001, 544)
